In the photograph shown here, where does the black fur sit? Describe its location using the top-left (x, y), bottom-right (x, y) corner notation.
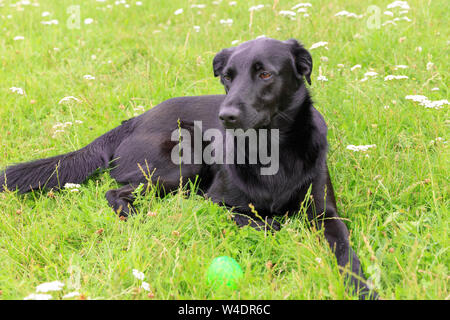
top-left (0, 38), bottom-right (378, 299)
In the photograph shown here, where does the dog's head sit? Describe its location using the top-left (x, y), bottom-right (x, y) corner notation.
top-left (213, 38), bottom-right (312, 129)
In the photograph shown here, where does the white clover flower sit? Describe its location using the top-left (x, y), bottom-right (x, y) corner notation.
top-left (83, 74), bottom-right (95, 80)
top-left (174, 8), bottom-right (183, 15)
top-left (249, 4), bottom-right (265, 12)
top-left (24, 293), bottom-right (52, 300)
top-left (36, 281), bottom-right (65, 293)
top-left (384, 75), bottom-right (408, 81)
top-left (317, 75), bottom-right (328, 82)
top-left (141, 281), bottom-right (151, 291)
top-left (383, 11), bottom-right (394, 16)
top-left (41, 11), bottom-right (51, 17)
top-left (426, 62), bottom-right (434, 70)
top-left (346, 144), bottom-right (376, 152)
top-left (229, 1), bottom-right (237, 6)
top-left (193, 25), bottom-right (200, 32)
top-left (136, 1), bottom-right (143, 5)
top-left (13, 35), bottom-right (25, 41)
top-left (132, 269), bottom-right (145, 280)
top-left (309, 41), bottom-right (328, 50)
top-left (394, 65), bottom-right (408, 70)
top-left (10, 86), bottom-right (25, 95)
top-left (84, 18), bottom-right (94, 24)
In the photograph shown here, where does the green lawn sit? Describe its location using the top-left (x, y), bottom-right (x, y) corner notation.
top-left (0, 0), bottom-right (448, 300)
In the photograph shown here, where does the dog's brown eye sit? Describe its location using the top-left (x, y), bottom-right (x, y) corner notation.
top-left (259, 71), bottom-right (272, 80)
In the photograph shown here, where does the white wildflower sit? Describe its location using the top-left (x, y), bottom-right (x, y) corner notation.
top-left (219, 19), bottom-right (233, 26)
top-left (10, 86), bottom-right (25, 95)
top-left (364, 71), bottom-right (378, 77)
top-left (84, 18), bottom-right (94, 24)
top-left (24, 293), bottom-right (52, 300)
top-left (83, 74), bottom-right (95, 80)
top-left (64, 183), bottom-right (81, 189)
top-left (229, 1), bottom-right (237, 6)
top-left (41, 11), bottom-right (50, 17)
top-left (193, 25), bottom-right (200, 32)
top-left (394, 65), bottom-right (408, 70)
top-left (191, 4), bottom-right (206, 9)
top-left (13, 35), bottom-right (25, 40)
top-left (141, 282), bottom-right (151, 291)
top-left (350, 64), bottom-right (361, 71)
top-left (317, 75), bottom-right (328, 82)
top-left (58, 96), bottom-right (80, 104)
top-left (279, 10), bottom-right (296, 18)
top-left (393, 16), bottom-right (411, 22)
top-left (382, 20), bottom-right (397, 26)
top-left (383, 11), bottom-right (393, 16)
top-left (132, 269), bottom-right (145, 280)
top-left (292, 3), bottom-right (312, 10)
top-left (63, 292), bottom-right (80, 298)
top-left (431, 87), bottom-right (439, 91)
top-left (249, 4), bottom-right (265, 12)
top-left (231, 40), bottom-right (240, 45)
top-left (174, 8), bottom-right (183, 15)
top-left (426, 62), bottom-right (434, 70)
top-left (405, 95), bottom-right (449, 109)
top-left (387, 1), bottom-right (410, 10)
top-left (309, 41), bottom-right (328, 50)
top-left (335, 10), bottom-right (350, 17)
top-left (36, 281), bottom-right (65, 293)
top-left (136, 1), bottom-right (143, 5)
top-left (384, 75), bottom-right (408, 81)
top-left (41, 19), bottom-right (59, 25)
top-left (346, 144), bottom-right (376, 152)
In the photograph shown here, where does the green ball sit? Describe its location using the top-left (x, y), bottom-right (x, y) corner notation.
top-left (206, 256), bottom-right (244, 290)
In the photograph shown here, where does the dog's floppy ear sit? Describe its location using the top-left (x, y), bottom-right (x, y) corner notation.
top-left (213, 48), bottom-right (233, 77)
top-left (285, 39), bottom-right (313, 85)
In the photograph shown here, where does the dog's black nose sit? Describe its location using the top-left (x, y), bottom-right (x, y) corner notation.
top-left (219, 107), bottom-right (240, 126)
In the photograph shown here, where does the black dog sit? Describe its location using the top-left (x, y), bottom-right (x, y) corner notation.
top-left (1, 38), bottom-right (378, 299)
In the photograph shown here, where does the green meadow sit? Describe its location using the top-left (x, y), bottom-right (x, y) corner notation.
top-left (0, 0), bottom-right (448, 299)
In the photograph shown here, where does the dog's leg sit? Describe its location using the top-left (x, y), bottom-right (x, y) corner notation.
top-left (105, 184), bottom-right (140, 218)
top-left (310, 166), bottom-right (379, 300)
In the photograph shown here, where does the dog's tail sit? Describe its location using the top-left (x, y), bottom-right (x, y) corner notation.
top-left (0, 119), bottom-right (135, 193)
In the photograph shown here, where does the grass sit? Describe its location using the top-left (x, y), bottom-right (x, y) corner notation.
top-left (0, 0), bottom-right (448, 300)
